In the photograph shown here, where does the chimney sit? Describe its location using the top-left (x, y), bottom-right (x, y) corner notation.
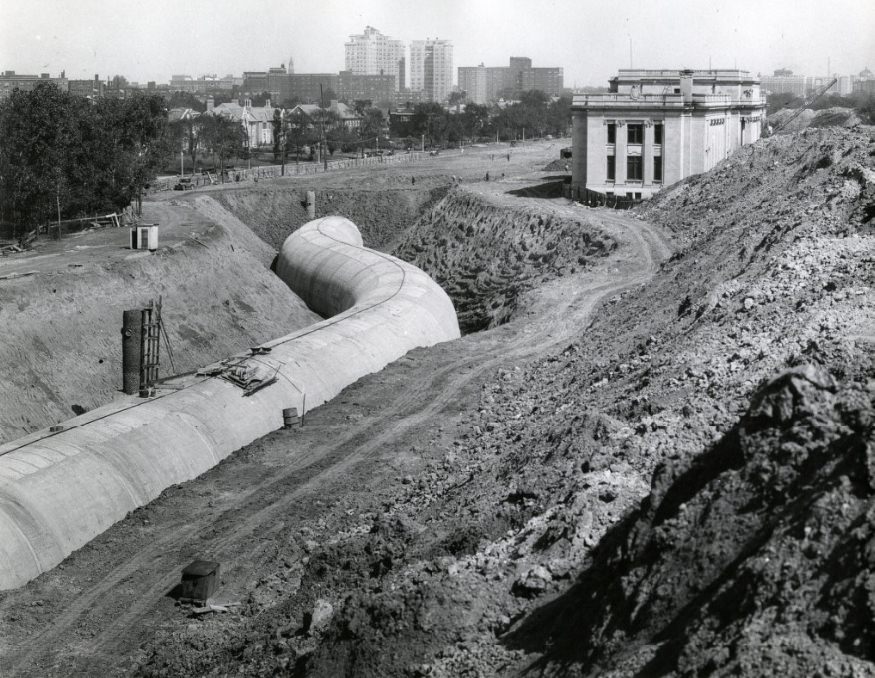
top-left (680, 69), bottom-right (694, 103)
top-left (206, 95), bottom-right (214, 112)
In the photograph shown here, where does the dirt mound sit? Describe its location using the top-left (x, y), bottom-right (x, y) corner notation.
top-left (0, 197), bottom-right (319, 442)
top-left (507, 364), bottom-right (874, 676)
top-left (5, 134), bottom-right (872, 677)
top-left (770, 107), bottom-right (861, 132)
top-left (394, 188), bottom-right (616, 332)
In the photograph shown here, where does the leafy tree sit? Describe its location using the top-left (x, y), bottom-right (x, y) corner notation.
top-left (0, 84), bottom-right (168, 233)
top-left (164, 91), bottom-right (206, 113)
top-left (199, 115), bottom-right (246, 179)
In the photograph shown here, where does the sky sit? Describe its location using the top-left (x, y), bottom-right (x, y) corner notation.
top-left (2, 0), bottom-right (874, 87)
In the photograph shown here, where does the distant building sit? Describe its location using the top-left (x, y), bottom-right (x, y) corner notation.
top-left (337, 71), bottom-right (396, 105)
top-left (759, 69), bottom-right (806, 97)
top-left (854, 71), bottom-right (875, 95)
top-left (267, 65), bottom-right (288, 101)
top-left (286, 74), bottom-right (340, 104)
top-left (571, 69), bottom-right (767, 201)
top-left (806, 76), bottom-right (839, 96)
top-left (0, 70), bottom-right (68, 100)
top-left (68, 74), bottom-right (104, 99)
top-left (212, 99), bottom-right (276, 148)
top-left (344, 26), bottom-right (405, 91)
top-left (457, 57), bottom-right (564, 103)
top-left (410, 38), bottom-right (453, 103)
top-left (169, 73), bottom-right (235, 94)
top-left (393, 88), bottom-right (426, 109)
top-left (389, 108), bottom-right (417, 138)
top-left (328, 100), bottom-right (363, 129)
top-left (458, 64), bottom-right (488, 104)
top-left (242, 71), bottom-right (268, 94)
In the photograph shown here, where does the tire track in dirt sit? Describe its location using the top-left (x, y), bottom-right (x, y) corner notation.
top-left (1, 211), bottom-right (668, 677)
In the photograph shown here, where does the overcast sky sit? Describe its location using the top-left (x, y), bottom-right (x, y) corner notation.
top-left (3, 0), bottom-right (873, 86)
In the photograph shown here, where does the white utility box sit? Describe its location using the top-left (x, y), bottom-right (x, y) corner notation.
top-left (130, 225), bottom-right (159, 251)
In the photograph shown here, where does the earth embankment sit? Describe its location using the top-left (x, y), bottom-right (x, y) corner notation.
top-left (207, 127), bottom-right (870, 677)
top-left (212, 177), bottom-right (450, 252)
top-left (0, 197), bottom-right (320, 443)
top-left (394, 187), bottom-right (617, 333)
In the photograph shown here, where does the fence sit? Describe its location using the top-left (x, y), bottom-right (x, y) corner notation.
top-left (566, 185), bottom-right (642, 210)
top-left (151, 152), bottom-right (425, 193)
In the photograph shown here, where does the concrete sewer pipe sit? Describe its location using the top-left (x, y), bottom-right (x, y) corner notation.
top-left (0, 216), bottom-right (460, 590)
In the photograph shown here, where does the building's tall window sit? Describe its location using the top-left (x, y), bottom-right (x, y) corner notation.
top-left (607, 122), bottom-right (616, 144)
top-left (627, 155), bottom-right (643, 181)
top-left (653, 155), bottom-right (663, 183)
top-left (606, 155), bottom-right (615, 182)
top-left (627, 123), bottom-right (643, 144)
top-left (654, 122), bottom-right (663, 145)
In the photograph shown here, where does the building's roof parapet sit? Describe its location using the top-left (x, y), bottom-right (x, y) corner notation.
top-left (572, 91), bottom-right (765, 111)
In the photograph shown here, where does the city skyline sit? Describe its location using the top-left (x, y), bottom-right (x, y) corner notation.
top-left (2, 0), bottom-right (874, 88)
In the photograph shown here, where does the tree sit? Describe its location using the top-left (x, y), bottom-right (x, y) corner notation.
top-left (448, 90), bottom-right (466, 111)
top-left (200, 115), bottom-right (246, 180)
top-left (0, 84), bottom-right (169, 233)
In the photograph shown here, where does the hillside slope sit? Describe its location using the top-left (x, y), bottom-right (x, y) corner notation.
top-left (295, 127), bottom-right (875, 676)
top-left (0, 196), bottom-right (319, 442)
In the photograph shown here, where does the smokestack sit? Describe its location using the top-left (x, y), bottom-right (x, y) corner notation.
top-left (206, 95), bottom-right (214, 112)
top-left (680, 69), bottom-right (694, 103)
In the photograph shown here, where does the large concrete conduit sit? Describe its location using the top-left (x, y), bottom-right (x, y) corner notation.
top-left (0, 215), bottom-right (460, 590)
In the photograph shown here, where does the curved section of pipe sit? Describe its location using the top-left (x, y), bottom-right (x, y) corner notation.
top-left (0, 215), bottom-right (459, 590)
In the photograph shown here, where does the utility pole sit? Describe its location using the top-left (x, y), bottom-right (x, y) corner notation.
top-left (319, 84), bottom-right (328, 171)
top-left (280, 109), bottom-right (286, 176)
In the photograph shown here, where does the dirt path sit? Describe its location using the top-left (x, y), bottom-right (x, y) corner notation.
top-left (0, 181), bottom-right (669, 677)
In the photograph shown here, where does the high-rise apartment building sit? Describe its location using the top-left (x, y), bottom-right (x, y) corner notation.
top-left (345, 26), bottom-right (405, 91)
top-left (458, 64), bottom-right (488, 104)
top-left (410, 38), bottom-right (453, 103)
top-left (457, 57), bottom-right (564, 103)
top-left (759, 69), bottom-right (806, 97)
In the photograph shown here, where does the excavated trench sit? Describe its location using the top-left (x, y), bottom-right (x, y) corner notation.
top-left (219, 184), bottom-right (617, 335)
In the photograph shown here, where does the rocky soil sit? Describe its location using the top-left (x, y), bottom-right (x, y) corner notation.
top-left (769, 106), bottom-right (862, 132)
top-left (394, 186), bottom-right (616, 332)
top-left (121, 127), bottom-right (873, 677)
top-left (0, 132), bottom-right (871, 678)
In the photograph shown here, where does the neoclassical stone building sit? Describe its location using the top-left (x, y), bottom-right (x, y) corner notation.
top-left (570, 69), bottom-right (767, 202)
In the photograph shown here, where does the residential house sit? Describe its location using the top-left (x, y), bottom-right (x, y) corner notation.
top-left (212, 99), bottom-right (276, 148)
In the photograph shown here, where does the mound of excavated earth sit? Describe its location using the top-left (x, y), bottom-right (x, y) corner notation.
top-left (0, 195), bottom-right (319, 443)
top-left (0, 134), bottom-right (871, 678)
top-left (128, 127), bottom-right (871, 677)
top-left (394, 187), bottom-right (616, 332)
top-left (769, 106), bottom-right (862, 132)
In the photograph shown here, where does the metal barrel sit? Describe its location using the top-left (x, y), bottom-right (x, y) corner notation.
top-left (282, 407), bottom-right (299, 428)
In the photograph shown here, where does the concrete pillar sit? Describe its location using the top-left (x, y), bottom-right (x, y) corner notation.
top-left (306, 191), bottom-right (316, 219)
top-left (643, 122), bottom-right (654, 185)
top-left (571, 111), bottom-right (588, 198)
top-left (121, 309), bottom-right (142, 395)
top-left (680, 69), bottom-right (694, 103)
top-left (615, 121), bottom-right (627, 186)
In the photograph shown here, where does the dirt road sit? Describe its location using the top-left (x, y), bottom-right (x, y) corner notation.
top-left (0, 150), bottom-right (669, 677)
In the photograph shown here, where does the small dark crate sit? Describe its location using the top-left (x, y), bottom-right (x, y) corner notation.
top-left (180, 560), bottom-right (220, 603)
